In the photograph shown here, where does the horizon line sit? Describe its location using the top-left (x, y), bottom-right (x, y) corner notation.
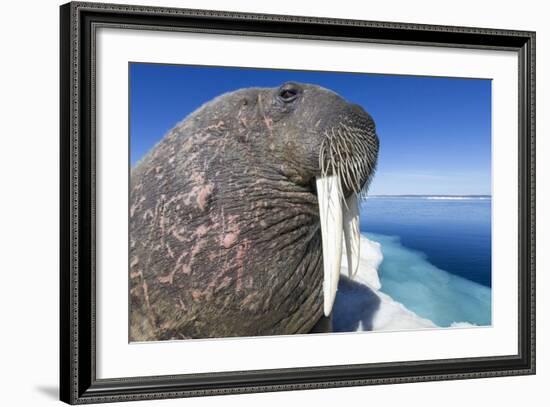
top-left (367, 194), bottom-right (492, 197)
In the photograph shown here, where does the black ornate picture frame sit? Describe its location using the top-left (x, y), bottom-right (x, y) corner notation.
top-left (60, 1), bottom-right (535, 404)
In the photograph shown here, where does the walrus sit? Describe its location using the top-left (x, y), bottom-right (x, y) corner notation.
top-left (129, 81), bottom-right (379, 341)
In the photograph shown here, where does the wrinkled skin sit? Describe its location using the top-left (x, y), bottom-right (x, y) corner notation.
top-left (130, 82), bottom-right (378, 341)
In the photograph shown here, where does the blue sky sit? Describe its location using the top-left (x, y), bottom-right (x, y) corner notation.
top-left (130, 63), bottom-right (491, 195)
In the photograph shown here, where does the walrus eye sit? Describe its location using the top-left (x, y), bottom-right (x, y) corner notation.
top-left (278, 87), bottom-right (299, 103)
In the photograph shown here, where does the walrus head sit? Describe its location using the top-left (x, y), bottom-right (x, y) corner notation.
top-left (130, 81), bottom-right (378, 339)
top-left (213, 81), bottom-right (380, 315)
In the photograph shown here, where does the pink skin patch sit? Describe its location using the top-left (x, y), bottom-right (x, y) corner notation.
top-left (222, 232), bottom-right (238, 248)
top-left (182, 177), bottom-right (214, 212)
top-left (189, 170), bottom-right (204, 184)
top-left (264, 117), bottom-right (273, 130)
top-left (130, 270), bottom-right (142, 279)
top-left (196, 184), bottom-right (214, 211)
top-left (165, 243), bottom-right (175, 259)
top-left (142, 209), bottom-right (154, 221)
top-left (159, 237), bottom-right (208, 285)
top-left (235, 240), bottom-right (251, 292)
top-left (130, 196), bottom-right (145, 217)
top-left (172, 228), bottom-right (186, 242)
top-left (195, 224), bottom-right (209, 237)
top-left (205, 120), bottom-right (225, 130)
top-left (157, 275), bottom-right (172, 284)
top-left (176, 297), bottom-right (187, 311)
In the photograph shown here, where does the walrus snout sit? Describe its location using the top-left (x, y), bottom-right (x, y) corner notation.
top-left (318, 107), bottom-right (378, 194)
top-left (314, 97), bottom-right (378, 315)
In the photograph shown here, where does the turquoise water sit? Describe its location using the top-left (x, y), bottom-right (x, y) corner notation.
top-left (361, 197), bottom-right (492, 327)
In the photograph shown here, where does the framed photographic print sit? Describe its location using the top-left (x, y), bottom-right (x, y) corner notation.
top-left (60, 1), bottom-right (536, 404)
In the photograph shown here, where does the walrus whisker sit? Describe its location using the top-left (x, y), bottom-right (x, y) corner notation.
top-left (319, 124), bottom-right (378, 198)
top-left (350, 160), bottom-right (362, 192)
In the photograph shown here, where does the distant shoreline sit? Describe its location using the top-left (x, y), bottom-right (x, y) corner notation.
top-left (367, 194), bottom-right (491, 199)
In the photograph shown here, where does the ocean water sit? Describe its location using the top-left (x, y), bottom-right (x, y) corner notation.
top-left (360, 196), bottom-right (492, 327)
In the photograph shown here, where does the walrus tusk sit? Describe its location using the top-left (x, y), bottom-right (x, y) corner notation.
top-left (343, 193), bottom-right (360, 279)
top-left (316, 175), bottom-right (343, 316)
